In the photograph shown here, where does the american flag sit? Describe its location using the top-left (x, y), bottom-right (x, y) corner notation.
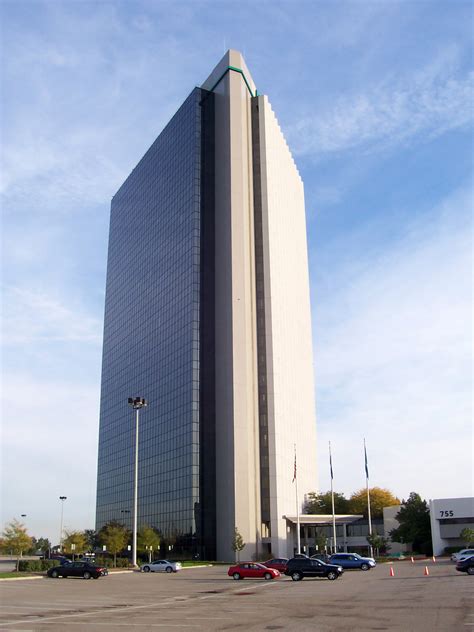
top-left (292, 449), bottom-right (297, 483)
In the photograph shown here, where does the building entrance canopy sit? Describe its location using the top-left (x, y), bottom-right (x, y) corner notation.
top-left (284, 514), bottom-right (364, 526)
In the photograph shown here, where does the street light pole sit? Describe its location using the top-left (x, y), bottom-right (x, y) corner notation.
top-left (59, 496), bottom-right (67, 552)
top-left (128, 397), bottom-right (147, 567)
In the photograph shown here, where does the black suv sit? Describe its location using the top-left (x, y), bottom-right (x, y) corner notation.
top-left (284, 557), bottom-right (344, 581)
top-left (455, 556), bottom-right (474, 575)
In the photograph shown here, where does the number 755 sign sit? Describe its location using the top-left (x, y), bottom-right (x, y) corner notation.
top-left (439, 510), bottom-right (454, 517)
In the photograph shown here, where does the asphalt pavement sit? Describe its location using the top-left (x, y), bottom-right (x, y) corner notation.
top-left (0, 559), bottom-right (471, 630)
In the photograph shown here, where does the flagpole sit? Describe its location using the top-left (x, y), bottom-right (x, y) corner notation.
top-left (329, 441), bottom-right (337, 553)
top-left (364, 438), bottom-right (373, 557)
top-left (294, 444), bottom-right (301, 555)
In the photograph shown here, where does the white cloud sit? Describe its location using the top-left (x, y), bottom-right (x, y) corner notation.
top-left (2, 286), bottom-right (102, 345)
top-left (313, 186), bottom-right (473, 500)
top-left (288, 53), bottom-right (473, 157)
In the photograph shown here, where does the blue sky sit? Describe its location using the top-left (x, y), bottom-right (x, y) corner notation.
top-left (1, 0), bottom-right (472, 544)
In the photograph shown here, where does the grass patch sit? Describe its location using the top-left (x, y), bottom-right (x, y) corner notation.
top-left (180, 561), bottom-right (215, 567)
top-left (0, 572), bottom-right (37, 579)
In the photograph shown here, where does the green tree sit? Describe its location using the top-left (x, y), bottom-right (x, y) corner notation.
top-left (349, 487), bottom-right (401, 519)
top-left (63, 531), bottom-right (88, 559)
top-left (138, 525), bottom-right (161, 562)
top-left (459, 528), bottom-right (474, 547)
top-left (31, 537), bottom-right (51, 556)
top-left (231, 527), bottom-right (245, 562)
top-left (390, 492), bottom-right (432, 555)
top-left (314, 529), bottom-right (328, 552)
top-left (304, 491), bottom-right (349, 514)
top-left (84, 529), bottom-right (98, 551)
top-left (366, 531), bottom-right (390, 556)
top-left (1, 520), bottom-right (33, 571)
top-left (98, 522), bottom-right (129, 567)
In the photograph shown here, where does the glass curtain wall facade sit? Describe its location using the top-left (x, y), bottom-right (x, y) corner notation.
top-left (96, 88), bottom-right (216, 559)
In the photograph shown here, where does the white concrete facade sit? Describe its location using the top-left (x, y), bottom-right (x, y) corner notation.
top-left (202, 51), bottom-right (261, 562)
top-left (201, 51), bottom-right (317, 560)
top-left (255, 96), bottom-right (318, 558)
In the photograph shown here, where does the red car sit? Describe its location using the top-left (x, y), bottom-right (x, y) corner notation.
top-left (262, 558), bottom-right (288, 573)
top-left (228, 562), bottom-right (280, 580)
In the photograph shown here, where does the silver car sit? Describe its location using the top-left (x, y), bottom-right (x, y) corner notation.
top-left (141, 559), bottom-right (182, 573)
top-left (451, 549), bottom-right (474, 562)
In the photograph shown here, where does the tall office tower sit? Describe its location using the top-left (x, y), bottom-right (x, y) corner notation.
top-left (96, 50), bottom-right (317, 561)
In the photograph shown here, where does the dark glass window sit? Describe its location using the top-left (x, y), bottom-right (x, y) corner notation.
top-left (96, 88), bottom-right (215, 559)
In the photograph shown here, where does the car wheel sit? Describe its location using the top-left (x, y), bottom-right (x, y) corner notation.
top-left (83, 571), bottom-right (91, 579)
top-left (467, 567), bottom-right (474, 575)
top-left (143, 566), bottom-right (151, 573)
top-left (264, 572), bottom-right (273, 580)
top-left (50, 570), bottom-right (59, 578)
top-left (233, 572), bottom-right (241, 580)
top-left (327, 571), bottom-right (338, 580)
top-left (166, 566), bottom-right (173, 573)
top-left (291, 571), bottom-right (303, 581)
top-left (361, 563), bottom-right (370, 571)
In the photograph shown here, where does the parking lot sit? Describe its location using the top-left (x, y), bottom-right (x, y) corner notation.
top-left (0, 560), bottom-right (472, 630)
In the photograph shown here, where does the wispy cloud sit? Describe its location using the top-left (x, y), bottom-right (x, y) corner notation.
top-left (314, 185), bottom-right (473, 498)
top-left (288, 52), bottom-right (473, 157)
top-left (2, 286), bottom-right (102, 344)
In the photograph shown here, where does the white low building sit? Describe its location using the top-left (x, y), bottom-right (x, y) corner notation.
top-left (429, 497), bottom-right (474, 556)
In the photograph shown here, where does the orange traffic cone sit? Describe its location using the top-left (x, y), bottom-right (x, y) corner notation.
top-left (424, 566), bottom-right (430, 576)
top-left (410, 556), bottom-right (414, 563)
top-left (432, 556), bottom-right (436, 563)
top-left (389, 566), bottom-right (395, 577)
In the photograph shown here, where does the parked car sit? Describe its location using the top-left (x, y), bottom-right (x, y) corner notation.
top-left (455, 556), bottom-right (474, 575)
top-left (47, 561), bottom-right (108, 579)
top-left (451, 549), bottom-right (474, 562)
top-left (141, 560), bottom-right (182, 573)
top-left (262, 558), bottom-right (288, 573)
top-left (328, 553), bottom-right (376, 570)
top-left (228, 562), bottom-right (280, 580)
top-left (48, 556), bottom-right (70, 566)
top-left (310, 553), bottom-right (330, 563)
top-left (284, 557), bottom-right (343, 581)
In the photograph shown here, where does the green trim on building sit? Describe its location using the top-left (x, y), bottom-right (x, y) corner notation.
top-left (208, 65), bottom-right (256, 97)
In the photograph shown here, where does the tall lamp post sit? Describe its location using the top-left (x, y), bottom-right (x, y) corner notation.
top-left (59, 496), bottom-right (67, 552)
top-left (128, 397), bottom-right (148, 567)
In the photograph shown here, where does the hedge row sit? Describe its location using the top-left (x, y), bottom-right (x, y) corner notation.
top-left (93, 557), bottom-right (130, 568)
top-left (18, 559), bottom-right (60, 572)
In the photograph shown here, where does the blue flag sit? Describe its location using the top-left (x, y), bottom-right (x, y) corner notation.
top-left (364, 442), bottom-right (369, 479)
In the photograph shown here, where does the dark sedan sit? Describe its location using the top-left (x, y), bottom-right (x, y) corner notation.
top-left (285, 557), bottom-right (344, 581)
top-left (311, 553), bottom-right (330, 563)
top-left (456, 556), bottom-right (474, 575)
top-left (328, 553), bottom-right (376, 570)
top-left (262, 558), bottom-right (288, 572)
top-left (47, 561), bottom-right (108, 579)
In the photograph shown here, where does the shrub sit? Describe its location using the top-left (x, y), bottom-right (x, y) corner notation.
top-left (18, 559), bottom-right (59, 572)
top-left (115, 558), bottom-right (130, 567)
